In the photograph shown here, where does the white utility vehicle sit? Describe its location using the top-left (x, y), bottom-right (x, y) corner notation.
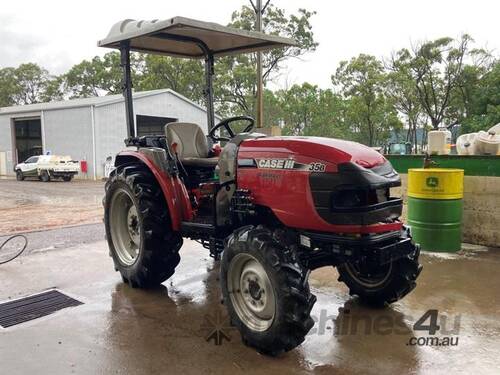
top-left (15, 155), bottom-right (80, 182)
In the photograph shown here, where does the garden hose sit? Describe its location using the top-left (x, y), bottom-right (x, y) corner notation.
top-left (0, 235), bottom-right (28, 265)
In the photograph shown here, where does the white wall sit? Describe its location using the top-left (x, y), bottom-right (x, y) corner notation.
top-left (0, 115), bottom-right (12, 175)
top-left (43, 107), bottom-right (95, 178)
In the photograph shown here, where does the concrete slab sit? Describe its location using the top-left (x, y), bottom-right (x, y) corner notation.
top-left (0, 240), bottom-right (499, 374)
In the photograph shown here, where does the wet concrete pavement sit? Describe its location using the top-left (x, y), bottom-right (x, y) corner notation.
top-left (1, 239), bottom-right (499, 374)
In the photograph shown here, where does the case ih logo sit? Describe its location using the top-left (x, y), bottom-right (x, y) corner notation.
top-left (257, 159), bottom-right (296, 169)
top-left (426, 177), bottom-right (439, 188)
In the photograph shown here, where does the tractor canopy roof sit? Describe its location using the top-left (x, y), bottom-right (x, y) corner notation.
top-left (98, 16), bottom-right (296, 58)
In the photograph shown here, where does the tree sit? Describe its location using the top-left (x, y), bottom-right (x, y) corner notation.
top-left (40, 75), bottom-right (66, 103)
top-left (461, 61), bottom-right (500, 132)
top-left (0, 68), bottom-right (20, 107)
top-left (332, 54), bottom-right (401, 146)
top-left (276, 83), bottom-right (347, 138)
top-left (64, 52), bottom-right (144, 98)
top-left (0, 64), bottom-right (66, 106)
top-left (386, 50), bottom-right (425, 152)
top-left (138, 55), bottom-right (205, 103)
top-left (229, 5), bottom-right (317, 81)
top-left (408, 35), bottom-right (474, 129)
top-left (12, 63), bottom-right (54, 105)
top-left (216, 4), bottom-right (317, 116)
top-left (263, 88), bottom-right (284, 127)
top-left (278, 83), bottom-right (319, 135)
top-left (215, 54), bottom-right (258, 116)
top-left (1, 63), bottom-right (63, 106)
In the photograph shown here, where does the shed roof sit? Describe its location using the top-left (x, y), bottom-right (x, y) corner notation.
top-left (98, 16), bottom-right (296, 58)
top-left (0, 89), bottom-right (215, 117)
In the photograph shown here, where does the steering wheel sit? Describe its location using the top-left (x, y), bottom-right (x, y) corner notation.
top-left (208, 116), bottom-right (255, 142)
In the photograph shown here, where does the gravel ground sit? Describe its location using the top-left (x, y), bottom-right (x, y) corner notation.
top-left (0, 178), bottom-right (104, 235)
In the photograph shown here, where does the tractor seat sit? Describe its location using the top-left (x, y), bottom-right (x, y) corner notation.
top-left (164, 122), bottom-right (219, 168)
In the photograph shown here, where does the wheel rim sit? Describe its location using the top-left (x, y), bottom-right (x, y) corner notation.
top-left (227, 253), bottom-right (276, 332)
top-left (343, 260), bottom-right (393, 288)
top-left (109, 188), bottom-right (141, 266)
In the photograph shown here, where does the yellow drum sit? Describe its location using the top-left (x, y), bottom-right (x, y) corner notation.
top-left (408, 168), bottom-right (464, 200)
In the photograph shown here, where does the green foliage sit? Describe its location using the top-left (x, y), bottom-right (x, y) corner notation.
top-left (386, 50), bottom-right (425, 151)
top-left (461, 61), bottom-right (500, 132)
top-left (274, 83), bottom-right (347, 138)
top-left (0, 63), bottom-right (60, 106)
top-left (0, 67), bottom-right (18, 107)
top-left (216, 4), bottom-right (317, 116)
top-left (214, 54), bottom-right (257, 116)
top-left (406, 35), bottom-right (475, 129)
top-left (64, 52), bottom-right (143, 98)
top-left (332, 54), bottom-right (402, 146)
top-left (229, 5), bottom-right (317, 81)
top-left (138, 55), bottom-right (205, 103)
top-left (40, 75), bottom-right (65, 103)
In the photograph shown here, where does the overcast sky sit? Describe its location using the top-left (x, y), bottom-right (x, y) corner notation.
top-left (1, 0), bottom-right (498, 89)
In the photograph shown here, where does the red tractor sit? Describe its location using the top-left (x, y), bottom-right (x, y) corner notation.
top-left (99, 17), bottom-right (422, 355)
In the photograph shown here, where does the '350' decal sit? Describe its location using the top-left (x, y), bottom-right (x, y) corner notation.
top-left (308, 162), bottom-right (326, 172)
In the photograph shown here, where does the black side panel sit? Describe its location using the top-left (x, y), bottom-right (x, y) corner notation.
top-left (309, 161), bottom-right (402, 225)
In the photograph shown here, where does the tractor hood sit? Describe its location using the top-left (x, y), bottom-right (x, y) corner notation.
top-left (240, 136), bottom-right (387, 169)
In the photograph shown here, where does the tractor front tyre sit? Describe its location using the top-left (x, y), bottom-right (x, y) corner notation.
top-left (40, 170), bottom-right (50, 182)
top-left (62, 175), bottom-right (73, 182)
top-left (16, 170), bottom-right (24, 181)
top-left (221, 226), bottom-right (316, 356)
top-left (104, 164), bottom-right (182, 288)
top-left (337, 244), bottom-right (422, 307)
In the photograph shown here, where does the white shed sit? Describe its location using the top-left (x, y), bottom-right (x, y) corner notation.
top-left (0, 89), bottom-right (218, 179)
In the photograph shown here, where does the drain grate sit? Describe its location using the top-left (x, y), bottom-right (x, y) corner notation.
top-left (0, 290), bottom-right (83, 328)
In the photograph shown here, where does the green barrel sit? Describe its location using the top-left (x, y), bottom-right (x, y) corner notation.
top-left (407, 169), bottom-right (464, 252)
top-left (407, 197), bottom-right (463, 252)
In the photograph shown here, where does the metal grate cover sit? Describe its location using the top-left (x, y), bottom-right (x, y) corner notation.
top-left (0, 290), bottom-right (82, 328)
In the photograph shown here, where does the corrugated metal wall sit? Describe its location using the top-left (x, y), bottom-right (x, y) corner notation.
top-left (94, 102), bottom-right (128, 179)
top-left (43, 107), bottom-right (95, 178)
top-left (0, 115), bottom-right (13, 174)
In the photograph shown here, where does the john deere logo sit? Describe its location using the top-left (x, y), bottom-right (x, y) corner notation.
top-left (426, 177), bottom-right (439, 188)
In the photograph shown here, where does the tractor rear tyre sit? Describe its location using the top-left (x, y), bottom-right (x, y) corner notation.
top-left (104, 163), bottom-right (182, 288)
top-left (337, 244), bottom-right (422, 306)
top-left (40, 170), bottom-right (50, 182)
top-left (221, 225), bottom-right (316, 356)
top-left (16, 170), bottom-right (24, 181)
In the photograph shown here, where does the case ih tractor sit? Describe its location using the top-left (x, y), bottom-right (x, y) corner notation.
top-left (99, 17), bottom-right (422, 355)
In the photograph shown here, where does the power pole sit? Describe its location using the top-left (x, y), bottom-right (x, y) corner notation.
top-left (250, 0), bottom-right (270, 128)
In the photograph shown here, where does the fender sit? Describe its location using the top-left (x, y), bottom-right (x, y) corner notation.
top-left (115, 150), bottom-right (193, 231)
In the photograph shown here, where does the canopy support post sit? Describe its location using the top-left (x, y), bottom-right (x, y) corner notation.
top-left (120, 41), bottom-right (135, 138)
top-left (204, 53), bottom-right (215, 132)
